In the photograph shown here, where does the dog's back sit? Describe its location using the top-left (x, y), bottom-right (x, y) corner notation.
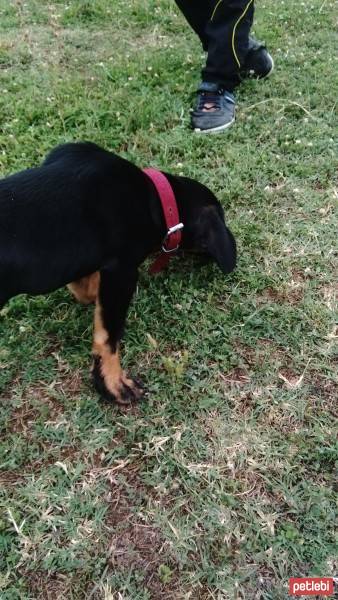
top-left (0, 143), bottom-right (132, 302)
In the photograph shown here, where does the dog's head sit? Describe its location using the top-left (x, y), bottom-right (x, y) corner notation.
top-left (167, 174), bottom-right (237, 275)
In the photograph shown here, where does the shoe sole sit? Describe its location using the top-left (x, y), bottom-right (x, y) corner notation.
top-left (194, 118), bottom-right (235, 134)
top-left (262, 53), bottom-right (274, 78)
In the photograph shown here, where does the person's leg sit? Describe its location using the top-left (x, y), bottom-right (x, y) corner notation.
top-left (175, 0), bottom-right (252, 133)
top-left (174, 0), bottom-right (212, 50)
top-left (175, 0), bottom-right (273, 133)
top-left (203, 0), bottom-right (254, 91)
top-left (175, 0), bottom-right (254, 90)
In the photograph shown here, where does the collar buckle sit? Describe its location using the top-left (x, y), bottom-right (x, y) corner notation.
top-left (162, 223), bottom-right (184, 253)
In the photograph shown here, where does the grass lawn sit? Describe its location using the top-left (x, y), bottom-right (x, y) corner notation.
top-left (0, 1), bottom-right (337, 598)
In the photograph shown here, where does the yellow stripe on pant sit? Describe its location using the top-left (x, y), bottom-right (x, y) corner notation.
top-left (210, 0), bottom-right (223, 21)
top-left (211, 0), bottom-right (254, 68)
top-left (232, 0), bottom-right (254, 67)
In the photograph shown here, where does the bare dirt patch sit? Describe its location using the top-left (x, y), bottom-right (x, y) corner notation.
top-left (3, 385), bottom-right (65, 436)
top-left (308, 375), bottom-right (338, 417)
top-left (28, 571), bottom-right (76, 600)
top-left (219, 367), bottom-right (250, 386)
top-left (259, 285), bottom-right (304, 305)
top-left (0, 470), bottom-right (26, 486)
top-left (104, 467), bottom-right (180, 599)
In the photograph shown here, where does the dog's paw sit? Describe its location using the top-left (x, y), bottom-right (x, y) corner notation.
top-left (92, 356), bottom-right (145, 405)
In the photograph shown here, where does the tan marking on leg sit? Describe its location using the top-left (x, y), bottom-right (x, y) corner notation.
top-left (68, 272), bottom-right (100, 305)
top-left (93, 301), bottom-right (132, 404)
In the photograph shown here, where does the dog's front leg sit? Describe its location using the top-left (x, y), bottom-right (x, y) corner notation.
top-left (91, 262), bottom-right (144, 404)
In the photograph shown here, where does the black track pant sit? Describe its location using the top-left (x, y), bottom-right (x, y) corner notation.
top-left (175, 0), bottom-right (254, 91)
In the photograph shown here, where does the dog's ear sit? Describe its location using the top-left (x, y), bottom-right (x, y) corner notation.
top-left (198, 207), bottom-right (237, 275)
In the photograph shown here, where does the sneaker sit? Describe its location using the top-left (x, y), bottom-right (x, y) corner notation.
top-left (241, 37), bottom-right (274, 79)
top-left (192, 82), bottom-right (235, 134)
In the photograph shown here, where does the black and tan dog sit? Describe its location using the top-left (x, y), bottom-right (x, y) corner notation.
top-left (0, 142), bottom-right (236, 404)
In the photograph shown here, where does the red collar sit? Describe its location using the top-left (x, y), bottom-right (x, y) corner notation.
top-left (143, 168), bottom-right (184, 274)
